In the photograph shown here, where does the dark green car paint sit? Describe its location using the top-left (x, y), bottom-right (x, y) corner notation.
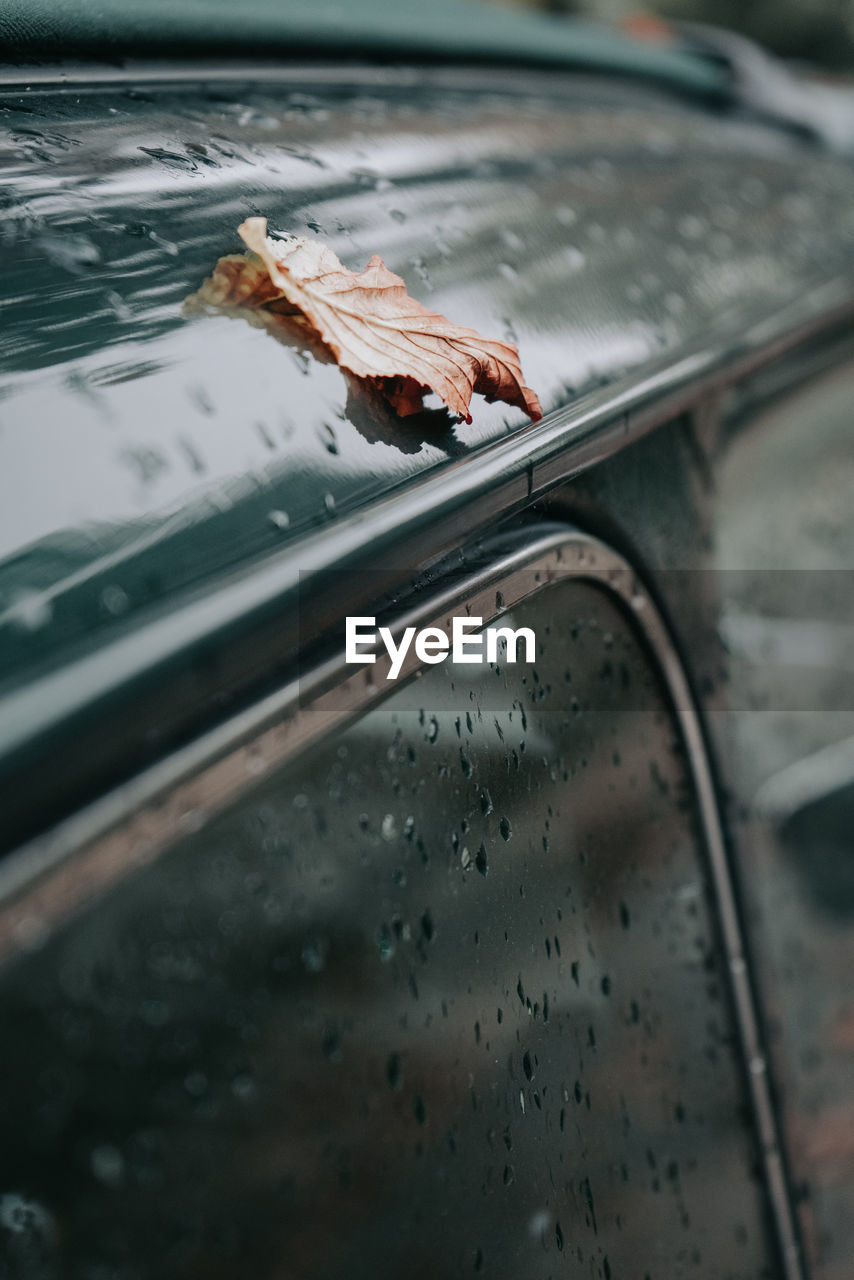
top-left (1, 0), bottom-right (729, 97)
top-left (2, 66), bottom-right (854, 849)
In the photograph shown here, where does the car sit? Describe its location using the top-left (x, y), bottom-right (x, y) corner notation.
top-left (1, 2), bottom-right (854, 1277)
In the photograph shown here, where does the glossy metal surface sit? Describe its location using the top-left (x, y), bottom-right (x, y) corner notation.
top-left (3, 66), bottom-right (854, 845)
top-left (2, 66), bottom-right (854, 676)
top-left (0, 543), bottom-right (787, 1278)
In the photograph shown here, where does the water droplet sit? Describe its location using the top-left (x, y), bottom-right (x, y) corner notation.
top-left (562, 245), bottom-right (586, 272)
top-left (185, 141), bottom-right (219, 168)
top-left (322, 1026), bottom-right (341, 1062)
top-left (268, 508), bottom-right (290, 530)
top-left (528, 1208), bottom-right (550, 1237)
top-left (35, 233), bottom-right (101, 274)
top-left (231, 1072), bottom-right (258, 1102)
top-left (139, 145), bottom-right (197, 171)
top-left (410, 256), bottom-right (431, 289)
top-left (301, 937), bottom-right (328, 973)
top-left (188, 385), bottom-right (215, 417)
top-left (377, 924), bottom-right (394, 962)
top-left (317, 421), bottom-right (339, 455)
top-left (678, 214), bottom-right (705, 240)
top-left (0, 1193), bottom-right (55, 1245)
top-left (106, 289), bottom-right (132, 321)
top-left (101, 584), bottom-right (129, 616)
top-left (499, 817), bottom-right (512, 842)
top-left (5, 589), bottom-right (53, 632)
top-left (12, 916), bottom-right (49, 951)
top-left (148, 229), bottom-right (179, 256)
top-left (475, 844), bottom-right (488, 877)
top-left (183, 1071), bottom-right (207, 1098)
top-left (386, 1053), bottom-right (403, 1091)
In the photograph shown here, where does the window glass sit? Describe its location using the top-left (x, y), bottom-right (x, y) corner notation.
top-left (0, 579), bottom-right (775, 1278)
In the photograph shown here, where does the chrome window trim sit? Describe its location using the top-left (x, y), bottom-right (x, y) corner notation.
top-left (0, 523), bottom-right (804, 1277)
top-left (0, 61), bottom-right (714, 95)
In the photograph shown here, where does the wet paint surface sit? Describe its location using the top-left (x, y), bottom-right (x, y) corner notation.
top-left (2, 69), bottom-right (854, 684)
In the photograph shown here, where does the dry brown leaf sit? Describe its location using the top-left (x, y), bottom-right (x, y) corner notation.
top-left (190, 218), bottom-right (542, 425)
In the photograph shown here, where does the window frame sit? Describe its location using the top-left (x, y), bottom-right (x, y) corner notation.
top-left (0, 520), bottom-right (803, 1277)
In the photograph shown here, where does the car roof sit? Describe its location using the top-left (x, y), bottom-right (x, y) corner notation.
top-left (0, 0), bottom-right (728, 98)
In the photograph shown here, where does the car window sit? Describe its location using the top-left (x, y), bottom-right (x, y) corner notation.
top-left (0, 576), bottom-right (777, 1278)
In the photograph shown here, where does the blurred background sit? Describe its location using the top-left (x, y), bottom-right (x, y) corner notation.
top-left (486, 0), bottom-right (854, 71)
